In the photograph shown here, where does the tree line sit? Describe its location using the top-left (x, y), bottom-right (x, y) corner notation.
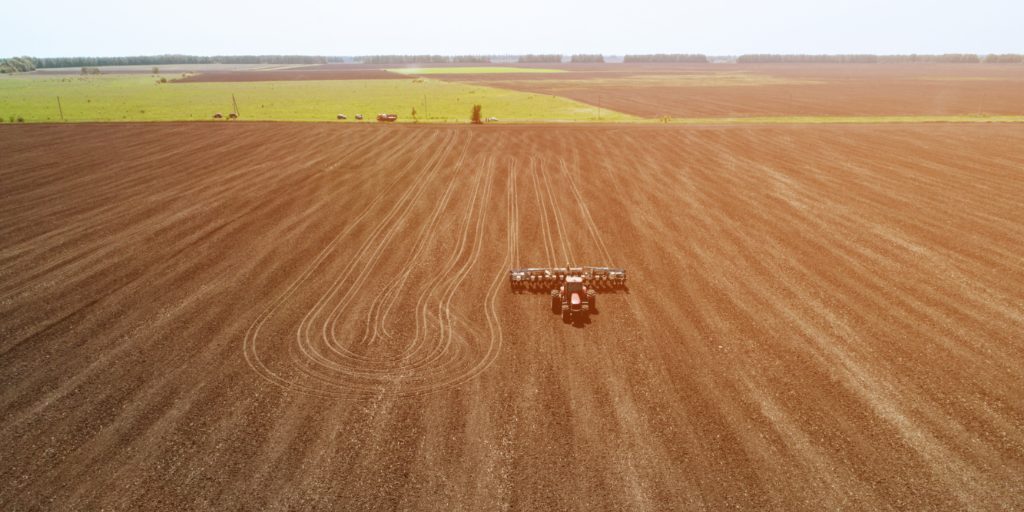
top-left (1, 55), bottom-right (329, 70)
top-left (357, 55), bottom-right (492, 64)
top-left (878, 54), bottom-right (980, 63)
top-left (736, 54), bottom-right (1023, 64)
top-left (624, 54), bottom-right (708, 63)
top-left (983, 54), bottom-right (1024, 63)
top-left (6, 53), bottom-right (1021, 73)
top-left (738, 54), bottom-right (879, 63)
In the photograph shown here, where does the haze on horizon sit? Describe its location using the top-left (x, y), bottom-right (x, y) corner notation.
top-left (3, 0), bottom-right (1021, 58)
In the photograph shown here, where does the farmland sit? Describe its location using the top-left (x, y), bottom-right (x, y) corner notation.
top-left (465, 63), bottom-right (1024, 118)
top-left (2, 122), bottom-right (1023, 510)
top-left (4, 62), bottom-right (1024, 124)
top-left (388, 66), bottom-right (565, 75)
top-left (0, 74), bottom-right (632, 123)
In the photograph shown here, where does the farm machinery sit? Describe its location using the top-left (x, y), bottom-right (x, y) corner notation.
top-left (509, 266), bottom-right (627, 321)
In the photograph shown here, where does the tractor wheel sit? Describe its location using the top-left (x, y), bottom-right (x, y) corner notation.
top-left (550, 289), bottom-right (561, 314)
top-left (562, 310), bottom-right (571, 323)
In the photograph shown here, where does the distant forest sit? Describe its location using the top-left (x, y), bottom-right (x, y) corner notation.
top-left (357, 55), bottom-right (490, 64)
top-left (2, 53), bottom-right (1022, 73)
top-left (982, 54), bottom-right (1024, 63)
top-left (0, 55), bottom-right (328, 71)
top-left (735, 54), bottom-right (1021, 64)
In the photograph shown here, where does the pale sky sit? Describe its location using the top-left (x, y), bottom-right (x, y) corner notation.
top-left (3, 0), bottom-right (1021, 57)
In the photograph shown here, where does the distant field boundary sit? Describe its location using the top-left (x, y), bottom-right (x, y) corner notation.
top-left (387, 67), bottom-right (565, 75)
top-left (7, 114), bottom-right (1024, 126)
top-left (662, 114), bottom-right (1024, 125)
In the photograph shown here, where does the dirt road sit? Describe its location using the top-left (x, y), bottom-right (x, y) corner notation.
top-left (1, 123), bottom-right (1022, 510)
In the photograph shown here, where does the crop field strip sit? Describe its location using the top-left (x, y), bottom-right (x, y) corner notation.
top-left (1, 122), bottom-right (1023, 509)
top-left (0, 75), bottom-right (632, 123)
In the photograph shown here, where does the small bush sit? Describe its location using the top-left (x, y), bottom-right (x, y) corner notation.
top-left (471, 105), bottom-right (482, 124)
top-left (16, 116), bottom-right (25, 123)
top-left (0, 56), bottom-right (37, 73)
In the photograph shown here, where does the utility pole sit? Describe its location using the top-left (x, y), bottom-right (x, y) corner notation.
top-left (232, 94), bottom-right (240, 117)
top-left (598, 95), bottom-right (601, 120)
top-left (57, 96), bottom-right (64, 121)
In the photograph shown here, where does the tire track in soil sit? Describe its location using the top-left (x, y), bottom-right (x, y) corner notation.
top-left (537, 158), bottom-right (576, 266)
top-left (293, 138), bottom-right (459, 390)
top-left (245, 131), bottom-right (461, 397)
top-left (528, 157), bottom-right (558, 268)
top-left (246, 133), bottom-right (509, 399)
top-left (361, 139), bottom-right (473, 348)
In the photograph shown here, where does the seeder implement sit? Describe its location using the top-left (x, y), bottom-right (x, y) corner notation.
top-left (509, 266), bottom-right (627, 291)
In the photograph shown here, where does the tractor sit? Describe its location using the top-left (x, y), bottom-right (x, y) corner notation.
top-left (551, 275), bottom-right (596, 321)
top-left (509, 266), bottom-right (626, 323)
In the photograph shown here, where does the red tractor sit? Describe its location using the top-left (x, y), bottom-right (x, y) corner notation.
top-left (551, 275), bottom-right (596, 321)
top-left (509, 266), bottom-right (625, 323)
top-left (376, 113), bottom-right (398, 122)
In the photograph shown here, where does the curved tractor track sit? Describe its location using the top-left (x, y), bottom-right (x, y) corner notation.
top-left (1, 122), bottom-right (1023, 510)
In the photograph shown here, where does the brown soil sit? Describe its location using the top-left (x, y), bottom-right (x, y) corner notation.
top-left (464, 63), bottom-right (1024, 117)
top-left (1, 122), bottom-right (1023, 510)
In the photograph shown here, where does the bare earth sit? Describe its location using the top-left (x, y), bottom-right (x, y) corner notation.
top-left (466, 63), bottom-right (1024, 117)
top-left (1, 123), bottom-right (1023, 510)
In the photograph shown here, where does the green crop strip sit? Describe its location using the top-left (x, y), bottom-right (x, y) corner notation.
top-left (0, 74), bottom-right (631, 123)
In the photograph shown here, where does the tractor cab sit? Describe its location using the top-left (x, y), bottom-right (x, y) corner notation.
top-left (564, 276), bottom-right (585, 311)
top-left (565, 277), bottom-right (584, 293)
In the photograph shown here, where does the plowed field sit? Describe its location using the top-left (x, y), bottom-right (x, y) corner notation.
top-left (1, 123), bottom-right (1022, 510)
top-left (469, 63), bottom-right (1024, 118)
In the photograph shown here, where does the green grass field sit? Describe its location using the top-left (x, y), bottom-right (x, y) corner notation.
top-left (387, 66), bottom-right (564, 75)
top-left (3, 74), bottom-right (1022, 126)
top-left (0, 74), bottom-right (631, 123)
